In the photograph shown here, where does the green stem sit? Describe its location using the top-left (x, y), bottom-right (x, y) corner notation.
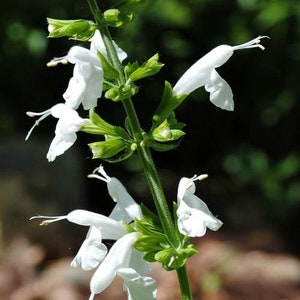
top-left (87, 0), bottom-right (192, 298)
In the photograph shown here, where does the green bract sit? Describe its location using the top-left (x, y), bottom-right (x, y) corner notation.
top-left (103, 9), bottom-right (134, 27)
top-left (47, 18), bottom-right (96, 41)
top-left (80, 109), bottom-right (129, 139)
top-left (152, 81), bottom-right (187, 127)
top-left (89, 138), bottom-right (134, 162)
top-left (126, 54), bottom-right (164, 82)
top-left (134, 205), bottom-right (197, 271)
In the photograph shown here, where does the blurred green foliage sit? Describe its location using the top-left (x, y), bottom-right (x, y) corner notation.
top-left (1, 0), bottom-right (299, 250)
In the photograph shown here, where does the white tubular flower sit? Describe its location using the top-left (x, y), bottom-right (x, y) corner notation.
top-left (46, 104), bottom-right (90, 162)
top-left (88, 165), bottom-right (143, 223)
top-left (177, 175), bottom-right (223, 237)
top-left (89, 232), bottom-right (138, 299)
top-left (90, 29), bottom-right (127, 62)
top-left (173, 36), bottom-right (269, 111)
top-left (26, 103), bottom-right (89, 162)
top-left (47, 46), bottom-right (103, 110)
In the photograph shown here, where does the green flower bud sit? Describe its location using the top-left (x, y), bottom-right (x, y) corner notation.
top-left (47, 18), bottom-right (96, 41)
top-left (105, 83), bottom-right (138, 101)
top-left (89, 139), bottom-right (126, 159)
top-left (103, 9), bottom-right (133, 27)
top-left (151, 119), bottom-right (185, 142)
top-left (127, 54), bottom-right (164, 82)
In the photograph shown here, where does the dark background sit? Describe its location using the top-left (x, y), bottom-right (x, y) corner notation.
top-left (0, 0), bottom-right (299, 282)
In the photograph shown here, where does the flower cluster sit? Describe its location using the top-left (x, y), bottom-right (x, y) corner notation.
top-left (31, 166), bottom-right (157, 300)
top-left (25, 29), bottom-right (126, 162)
top-left (31, 166), bottom-right (223, 299)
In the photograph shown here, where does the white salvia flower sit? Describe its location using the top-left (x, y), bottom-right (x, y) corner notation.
top-left (46, 104), bottom-right (90, 162)
top-left (90, 29), bottom-right (127, 63)
top-left (26, 103), bottom-right (90, 162)
top-left (173, 36), bottom-right (269, 111)
top-left (177, 174), bottom-right (223, 237)
top-left (89, 232), bottom-right (155, 300)
top-left (47, 45), bottom-right (103, 110)
top-left (88, 165), bottom-right (143, 223)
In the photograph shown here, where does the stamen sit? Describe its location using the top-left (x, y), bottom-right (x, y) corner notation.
top-left (30, 215), bottom-right (67, 226)
top-left (88, 165), bottom-right (111, 182)
top-left (25, 108), bottom-right (52, 140)
top-left (232, 35), bottom-right (270, 51)
top-left (47, 57), bottom-right (68, 67)
top-left (186, 174), bottom-right (208, 189)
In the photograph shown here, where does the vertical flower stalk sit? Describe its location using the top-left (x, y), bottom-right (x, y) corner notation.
top-left (86, 0), bottom-right (193, 299)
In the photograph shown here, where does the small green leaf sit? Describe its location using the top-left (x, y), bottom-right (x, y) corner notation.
top-left (87, 109), bottom-right (129, 139)
top-left (97, 51), bottom-right (119, 80)
top-left (134, 235), bottom-right (167, 252)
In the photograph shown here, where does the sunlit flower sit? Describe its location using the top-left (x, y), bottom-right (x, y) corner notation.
top-left (89, 232), bottom-right (157, 300)
top-left (173, 36), bottom-right (269, 111)
top-left (46, 104), bottom-right (90, 161)
top-left (177, 174), bottom-right (223, 237)
top-left (31, 166), bottom-right (156, 300)
top-left (26, 103), bottom-right (89, 162)
top-left (90, 29), bottom-right (127, 63)
top-left (47, 45), bottom-right (103, 110)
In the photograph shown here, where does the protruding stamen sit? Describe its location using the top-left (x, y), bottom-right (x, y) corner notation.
top-left (30, 215), bottom-right (67, 226)
top-left (186, 174), bottom-right (208, 190)
top-left (47, 57), bottom-right (68, 67)
top-left (88, 165), bottom-right (111, 182)
top-left (232, 35), bottom-right (270, 51)
top-left (25, 108), bottom-right (52, 140)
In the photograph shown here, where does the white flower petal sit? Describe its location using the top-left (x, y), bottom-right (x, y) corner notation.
top-left (108, 178), bottom-right (142, 222)
top-left (90, 232), bottom-right (139, 295)
top-left (117, 268), bottom-right (157, 300)
top-left (67, 210), bottom-right (127, 240)
top-left (205, 69), bottom-right (234, 111)
top-left (90, 30), bottom-right (127, 62)
top-left (71, 226), bottom-right (107, 271)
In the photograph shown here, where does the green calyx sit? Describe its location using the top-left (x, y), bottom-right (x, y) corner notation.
top-left (47, 18), bottom-right (96, 41)
top-left (81, 109), bottom-right (135, 162)
top-left (103, 9), bottom-right (134, 27)
top-left (105, 83), bottom-right (138, 101)
top-left (125, 54), bottom-right (164, 82)
top-left (152, 81), bottom-right (187, 127)
top-left (134, 204), bottom-right (198, 271)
